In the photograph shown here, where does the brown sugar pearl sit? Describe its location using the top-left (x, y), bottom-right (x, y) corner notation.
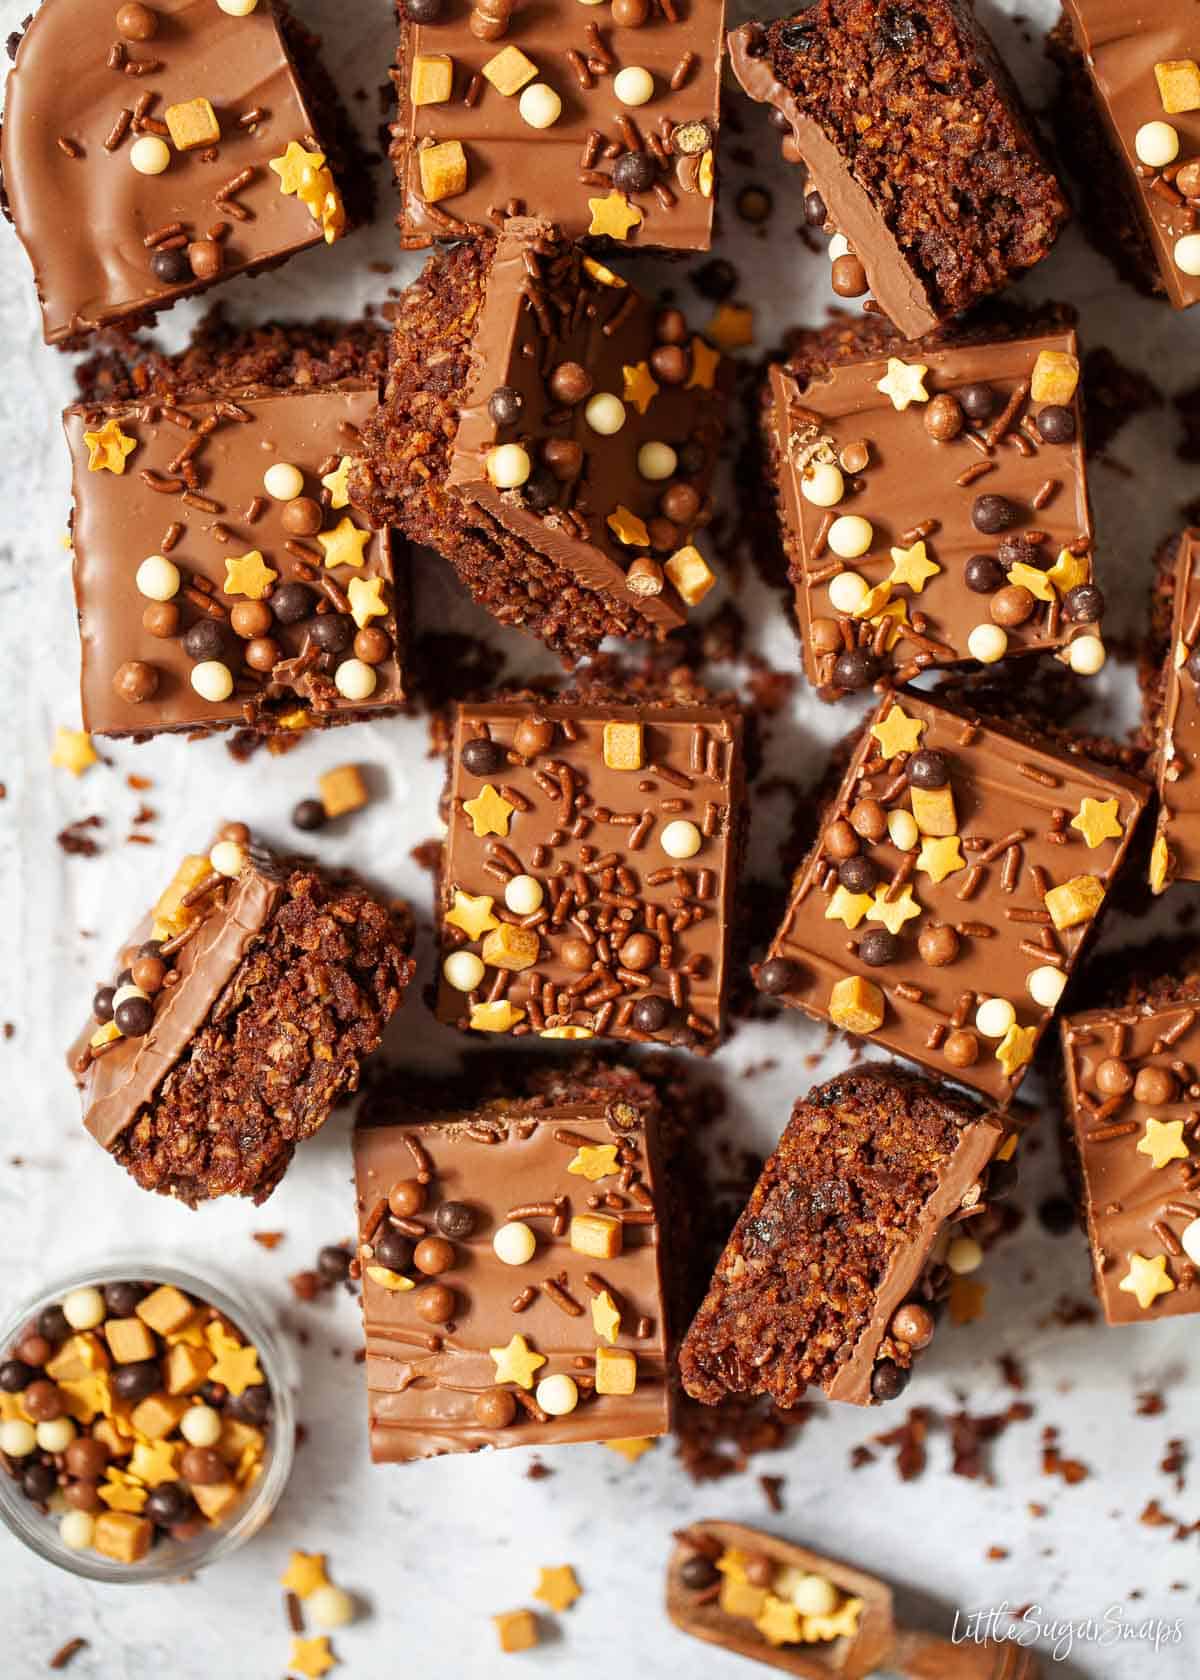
top-left (650, 344), bottom-right (689, 386)
top-left (475, 1387), bottom-right (517, 1428)
top-left (923, 392), bottom-right (964, 442)
top-left (244, 637), bottom-right (282, 673)
top-left (23, 1379), bottom-right (64, 1422)
top-left (230, 600), bottom-right (273, 640)
top-left (113, 660), bottom-right (159, 704)
top-left (543, 437), bottom-right (583, 481)
top-left (744, 1553), bottom-right (774, 1588)
top-left (647, 517), bottom-right (678, 553)
top-left (849, 799), bottom-right (887, 843)
top-left (990, 585), bottom-right (1036, 628)
top-left (890, 1301), bottom-right (935, 1349)
top-left (415, 1284), bottom-right (456, 1325)
top-left (560, 937), bottom-right (593, 972)
top-left (1095, 1057), bottom-right (1133, 1096)
top-left (64, 1479), bottom-right (104, 1514)
top-left (131, 955), bottom-right (166, 993)
top-left (660, 482), bottom-right (701, 525)
top-left (355, 627), bottom-right (392, 665)
top-left (66, 1435), bottom-right (109, 1480)
top-left (1134, 1066), bottom-right (1177, 1105)
top-left (943, 1029), bottom-right (979, 1067)
top-left (810, 617), bottom-right (841, 656)
top-left (1177, 159), bottom-right (1200, 199)
top-left (549, 361), bottom-right (593, 406)
top-left (513, 715), bottom-right (555, 757)
top-left (619, 932), bottom-right (658, 972)
top-left (116, 2), bottom-right (158, 40)
top-left (281, 496), bottom-right (324, 537)
top-left (612, 0), bottom-right (649, 23)
top-left (831, 253), bottom-right (868, 297)
top-left (655, 307), bottom-right (688, 345)
top-left (180, 1446), bottom-right (226, 1485)
top-left (188, 240), bottom-right (224, 282)
top-left (413, 1236), bottom-right (456, 1276)
top-left (16, 1335), bottom-right (51, 1368)
top-left (918, 923), bottom-right (959, 967)
top-left (143, 601), bottom-right (181, 638)
top-left (388, 1179), bottom-right (426, 1218)
top-left (824, 818), bottom-right (859, 860)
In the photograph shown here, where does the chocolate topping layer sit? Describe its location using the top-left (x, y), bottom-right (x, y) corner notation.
top-left (1149, 530), bottom-right (1200, 888)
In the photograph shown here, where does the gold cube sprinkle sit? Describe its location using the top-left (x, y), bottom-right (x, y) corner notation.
top-left (93, 1511), bottom-right (152, 1564)
top-left (192, 1480), bottom-right (241, 1522)
top-left (164, 1342), bottom-right (214, 1397)
top-left (603, 720), bottom-right (644, 771)
top-left (828, 975), bottom-right (885, 1034)
top-left (594, 1346), bottom-right (637, 1395)
top-left (130, 1394), bottom-right (190, 1442)
top-left (46, 1333), bottom-right (109, 1383)
top-left (136, 1284), bottom-right (195, 1337)
top-left (481, 924), bottom-right (540, 972)
top-left (1044, 873), bottom-right (1105, 931)
top-left (410, 53), bottom-right (454, 107)
top-left (1155, 59), bottom-right (1200, 114)
top-left (104, 1318), bottom-right (157, 1365)
top-left (482, 45), bottom-right (538, 96)
top-left (910, 786), bottom-right (957, 838)
top-left (152, 855), bottom-right (212, 939)
top-left (164, 97), bottom-right (220, 152)
top-left (418, 139), bottom-right (468, 204)
top-left (93, 1417), bottom-right (131, 1459)
top-left (664, 545), bottom-right (716, 607)
top-left (319, 763), bottom-right (369, 819)
top-left (569, 1213), bottom-right (623, 1260)
top-left (1030, 348), bottom-right (1080, 406)
top-left (720, 1577), bottom-right (769, 1620)
top-left (493, 1610), bottom-right (540, 1654)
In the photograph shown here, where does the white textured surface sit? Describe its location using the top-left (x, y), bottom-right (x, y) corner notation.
top-left (0, 0), bottom-right (1198, 1675)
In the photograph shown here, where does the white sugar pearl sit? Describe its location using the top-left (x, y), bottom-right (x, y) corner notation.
top-left (486, 443), bottom-right (531, 488)
top-left (661, 819), bottom-right (702, 859)
top-left (828, 569), bottom-right (868, 615)
top-left (613, 66), bottom-right (654, 106)
top-left (519, 84), bottom-right (562, 130)
top-left (827, 515), bottom-right (873, 559)
top-left (584, 393), bottom-right (626, 435)
top-left (504, 874), bottom-right (544, 915)
top-left (443, 950), bottom-right (485, 992)
top-left (1135, 121), bottom-right (1179, 168)
top-left (947, 1235), bottom-right (984, 1275)
top-left (975, 996), bottom-right (1016, 1039)
top-left (263, 462), bottom-right (304, 501)
top-left (493, 1221), bottom-right (536, 1266)
top-left (63, 1286), bottom-right (106, 1330)
top-left (130, 136), bottom-right (170, 176)
top-left (60, 1511), bottom-right (96, 1552)
top-left (637, 442), bottom-right (677, 481)
top-left (136, 554), bottom-right (181, 601)
top-left (218, 0), bottom-right (259, 13)
top-left (309, 1584), bottom-right (356, 1630)
top-left (209, 840), bottom-right (246, 878)
top-left (800, 461), bottom-right (844, 507)
top-left (1027, 965), bottom-right (1066, 1009)
top-left (37, 1417), bottom-right (76, 1453)
top-left (1181, 1217), bottom-right (1200, 1267)
top-left (111, 984), bottom-right (150, 1014)
top-left (887, 809), bottom-right (919, 852)
top-left (180, 1405), bottom-right (222, 1447)
top-left (191, 660), bottom-right (234, 703)
top-left (1067, 636), bottom-right (1106, 675)
top-left (1176, 233), bottom-right (1200, 276)
top-left (0, 1420), bottom-right (36, 1457)
top-left (828, 233), bottom-right (852, 262)
top-left (535, 1373), bottom-right (579, 1416)
top-left (967, 623), bottom-right (1007, 664)
top-left (334, 659), bottom-right (377, 701)
top-left (791, 1574), bottom-right (838, 1616)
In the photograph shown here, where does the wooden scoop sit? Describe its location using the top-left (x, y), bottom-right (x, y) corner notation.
top-left (668, 1521), bottom-right (1039, 1680)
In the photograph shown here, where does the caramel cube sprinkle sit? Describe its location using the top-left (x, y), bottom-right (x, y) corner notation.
top-left (418, 139), bottom-right (468, 204)
top-left (482, 46), bottom-right (538, 97)
top-left (664, 545), bottom-right (716, 607)
top-left (136, 1284), bottom-right (195, 1337)
top-left (720, 1576), bottom-right (769, 1619)
top-left (411, 53), bottom-right (454, 107)
top-left (481, 924), bottom-right (540, 972)
top-left (594, 1346), bottom-right (637, 1395)
top-left (163, 1342), bottom-right (214, 1397)
top-left (164, 97), bottom-right (220, 152)
top-left (319, 763), bottom-right (369, 820)
top-left (130, 1393), bottom-right (190, 1442)
top-left (93, 1510), bottom-right (153, 1564)
top-left (569, 1213), bottom-right (623, 1260)
top-left (1155, 59), bottom-right (1200, 114)
top-left (910, 786), bottom-right (957, 838)
top-left (828, 975), bottom-right (885, 1034)
top-left (1030, 349), bottom-right (1080, 406)
top-left (192, 1480), bottom-right (241, 1522)
top-left (46, 1333), bottom-right (110, 1383)
top-left (493, 1610), bottom-right (540, 1654)
top-left (104, 1317), bottom-right (157, 1365)
top-left (602, 720), bottom-right (644, 771)
top-left (1043, 873), bottom-right (1105, 931)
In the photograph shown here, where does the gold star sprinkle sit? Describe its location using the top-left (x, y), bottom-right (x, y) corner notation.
top-left (470, 1000), bottom-right (526, 1033)
top-left (1046, 548), bottom-right (1089, 596)
top-left (853, 580), bottom-right (893, 620)
top-left (128, 1439), bottom-right (180, 1487)
top-left (869, 597), bottom-right (910, 649)
top-left (207, 1338), bottom-right (262, 1398)
top-left (587, 189), bottom-right (642, 241)
top-left (534, 1566), bottom-right (581, 1613)
top-left (870, 702), bottom-right (925, 761)
top-left (1071, 797), bottom-right (1124, 850)
top-left (223, 549), bottom-right (277, 601)
top-left (98, 1476), bottom-right (147, 1514)
top-left (462, 784), bottom-right (515, 838)
top-left (995, 1023), bottom-right (1037, 1079)
top-left (347, 575), bottom-right (387, 631)
top-left (756, 1596), bottom-right (802, 1648)
top-left (876, 357), bottom-right (929, 410)
top-left (567, 1144), bottom-right (620, 1182)
top-left (1137, 1118), bottom-right (1190, 1171)
top-left (917, 835), bottom-right (965, 885)
top-left (866, 885), bottom-right (922, 936)
top-left (1006, 560), bottom-right (1054, 603)
top-left (321, 456), bottom-right (354, 508)
top-left (1120, 1252), bottom-right (1175, 1312)
top-left (806, 1597), bottom-right (865, 1644)
top-left (489, 1333), bottom-right (546, 1390)
top-left (83, 418), bottom-right (137, 474)
top-left (591, 1290), bottom-right (622, 1344)
top-left (607, 505), bottom-right (650, 547)
top-left (1150, 833), bottom-right (1171, 896)
top-left (445, 889), bottom-right (499, 941)
top-left (888, 540), bottom-right (940, 594)
top-left (706, 304), bottom-right (753, 350)
top-left (948, 1276), bottom-right (988, 1325)
top-left (825, 885), bottom-right (874, 930)
top-left (281, 1551), bottom-right (329, 1598)
top-left (622, 362), bottom-right (659, 415)
top-left (604, 1436), bottom-right (655, 1463)
top-left (687, 337), bottom-right (721, 391)
top-left (289, 1636), bottom-right (337, 1680)
top-left (269, 139), bottom-right (326, 196)
top-left (317, 516), bottom-right (371, 571)
top-left (51, 726), bottom-right (97, 776)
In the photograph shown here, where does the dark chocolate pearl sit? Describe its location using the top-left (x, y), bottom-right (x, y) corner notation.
top-left (198, 1382), bottom-right (228, 1409)
top-left (971, 493), bottom-right (1020, 534)
top-left (690, 258), bottom-right (736, 301)
top-left (997, 534), bottom-right (1044, 571)
top-left (832, 649), bottom-right (877, 691)
top-left (114, 995), bottom-right (154, 1037)
top-left (292, 798), bottom-right (327, 833)
top-left (680, 1553), bottom-right (720, 1590)
top-left (612, 151), bottom-right (657, 195)
top-left (145, 1483), bottom-right (195, 1527)
top-left (150, 247), bottom-right (190, 286)
top-left (317, 1245), bottom-right (352, 1283)
top-left (1187, 648), bottom-right (1200, 686)
top-left (1035, 404), bottom-right (1076, 444)
top-left (36, 1307), bottom-right (70, 1344)
top-left (907, 749), bottom-right (949, 789)
top-left (630, 994), bottom-right (671, 1033)
top-left (403, 0), bottom-right (443, 18)
top-left (488, 385), bottom-right (523, 427)
top-left (309, 613), bottom-right (355, 655)
top-left (436, 1201), bottom-right (477, 1240)
top-left (1064, 584), bottom-right (1104, 623)
top-left (803, 190), bottom-right (827, 226)
top-left (22, 1462), bottom-right (57, 1503)
top-left (183, 619), bottom-right (227, 663)
top-left (870, 1359), bottom-right (910, 1402)
top-left (229, 1383), bottom-right (271, 1424)
top-left (373, 1227), bottom-right (413, 1273)
top-left (757, 957), bottom-right (799, 995)
top-left (460, 737), bottom-right (506, 777)
top-left (838, 855), bottom-right (877, 894)
top-left (548, 362), bottom-right (592, 406)
top-left (523, 469), bottom-right (557, 512)
top-left (138, 939), bottom-right (164, 960)
top-left (987, 1158), bottom-right (1019, 1199)
top-left (858, 928), bottom-right (898, 967)
top-left (768, 106), bottom-right (792, 132)
top-left (1038, 1195), bottom-right (1076, 1236)
top-left (271, 582), bottom-right (314, 625)
top-left (964, 554), bottom-right (1004, 594)
top-left (0, 1359), bottom-right (33, 1392)
top-left (678, 440), bottom-right (706, 475)
top-left (958, 382), bottom-right (995, 422)
top-left (93, 985), bottom-right (116, 1024)
top-left (112, 1360), bottom-right (161, 1404)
